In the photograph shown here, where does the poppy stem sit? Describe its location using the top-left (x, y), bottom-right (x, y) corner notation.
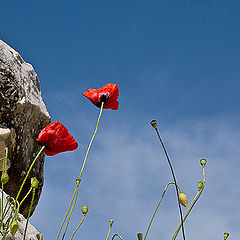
top-left (23, 188), bottom-right (36, 240)
top-left (106, 220), bottom-right (114, 240)
top-left (172, 166), bottom-right (206, 240)
top-left (143, 182), bottom-right (182, 240)
top-left (61, 184), bottom-right (80, 240)
top-left (56, 187), bottom-right (78, 240)
top-left (15, 146), bottom-right (45, 202)
top-left (112, 234), bottom-right (124, 240)
top-left (56, 102), bottom-right (104, 240)
top-left (70, 213), bottom-right (86, 240)
top-left (152, 127), bottom-right (186, 240)
top-left (78, 101), bottom-right (104, 179)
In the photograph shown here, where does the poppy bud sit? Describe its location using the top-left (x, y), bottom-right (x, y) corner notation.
top-left (10, 220), bottom-right (18, 236)
top-left (178, 192), bottom-right (188, 207)
top-left (137, 233), bottom-right (143, 240)
top-left (1, 172), bottom-right (9, 184)
top-left (31, 177), bottom-right (39, 188)
top-left (200, 158), bottom-right (207, 167)
top-left (76, 178), bottom-right (81, 185)
top-left (150, 120), bottom-right (157, 129)
top-left (81, 205), bottom-right (88, 215)
top-left (109, 219), bottom-right (114, 227)
top-left (198, 181), bottom-right (204, 191)
top-left (224, 232), bottom-right (229, 240)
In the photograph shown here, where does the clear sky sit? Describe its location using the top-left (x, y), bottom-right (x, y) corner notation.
top-left (1, 0), bottom-right (240, 239)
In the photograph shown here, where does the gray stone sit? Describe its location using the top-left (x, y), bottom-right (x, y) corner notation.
top-left (0, 189), bottom-right (42, 240)
top-left (0, 39), bottom-right (51, 217)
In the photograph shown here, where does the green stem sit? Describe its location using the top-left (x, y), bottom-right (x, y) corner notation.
top-left (61, 184), bottom-right (79, 240)
top-left (1, 148), bottom-right (8, 221)
top-left (106, 224), bottom-right (113, 240)
top-left (1, 183), bottom-right (3, 223)
top-left (70, 214), bottom-right (86, 240)
top-left (112, 234), bottom-right (124, 240)
top-left (56, 102), bottom-right (104, 240)
top-left (56, 187), bottom-right (78, 240)
top-left (19, 187), bottom-right (33, 208)
top-left (16, 146), bottom-right (45, 202)
top-left (23, 188), bottom-right (36, 240)
top-left (78, 101), bottom-right (104, 180)
top-left (144, 182), bottom-right (182, 240)
top-left (3, 147), bottom-right (8, 172)
top-left (153, 127), bottom-right (186, 240)
top-left (172, 166), bottom-right (206, 240)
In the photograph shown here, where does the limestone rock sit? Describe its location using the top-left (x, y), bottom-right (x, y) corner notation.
top-left (0, 189), bottom-right (43, 240)
top-left (0, 39), bottom-right (51, 217)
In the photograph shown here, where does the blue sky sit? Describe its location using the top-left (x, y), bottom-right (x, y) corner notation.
top-left (1, 0), bottom-right (240, 239)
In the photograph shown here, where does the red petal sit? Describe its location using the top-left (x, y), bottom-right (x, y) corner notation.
top-left (37, 120), bottom-right (78, 156)
top-left (82, 83), bottom-right (119, 110)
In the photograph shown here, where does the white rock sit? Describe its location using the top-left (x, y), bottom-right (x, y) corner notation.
top-left (0, 39), bottom-right (51, 217)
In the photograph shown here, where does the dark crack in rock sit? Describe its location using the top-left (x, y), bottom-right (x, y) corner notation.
top-left (0, 39), bottom-right (51, 218)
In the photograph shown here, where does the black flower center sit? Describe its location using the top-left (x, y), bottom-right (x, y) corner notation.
top-left (100, 94), bottom-right (109, 103)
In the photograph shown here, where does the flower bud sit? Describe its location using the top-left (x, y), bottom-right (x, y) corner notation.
top-left (76, 177), bottom-right (81, 185)
top-left (137, 233), bottom-right (143, 240)
top-left (81, 205), bottom-right (88, 215)
top-left (31, 177), bottom-right (39, 188)
top-left (150, 120), bottom-right (157, 129)
top-left (200, 158), bottom-right (207, 167)
top-left (224, 232), bottom-right (229, 240)
top-left (178, 192), bottom-right (188, 207)
top-left (198, 181), bottom-right (204, 191)
top-left (1, 172), bottom-right (9, 184)
top-left (10, 220), bottom-right (18, 236)
top-left (109, 219), bottom-right (114, 227)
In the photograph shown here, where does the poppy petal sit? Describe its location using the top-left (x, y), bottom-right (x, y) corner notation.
top-left (82, 83), bottom-right (119, 110)
top-left (38, 120), bottom-right (78, 156)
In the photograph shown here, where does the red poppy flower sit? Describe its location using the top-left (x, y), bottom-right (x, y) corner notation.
top-left (82, 83), bottom-right (119, 110)
top-left (37, 120), bottom-right (78, 156)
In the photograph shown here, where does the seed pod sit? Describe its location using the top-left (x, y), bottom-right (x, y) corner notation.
top-left (224, 232), bottom-right (229, 240)
top-left (109, 219), bottom-right (114, 227)
top-left (178, 192), bottom-right (188, 207)
top-left (200, 158), bottom-right (207, 167)
top-left (150, 120), bottom-right (157, 129)
top-left (198, 181), bottom-right (204, 190)
top-left (10, 220), bottom-right (18, 236)
top-left (31, 177), bottom-right (39, 188)
top-left (81, 205), bottom-right (88, 215)
top-left (137, 233), bottom-right (143, 240)
top-left (1, 172), bottom-right (9, 184)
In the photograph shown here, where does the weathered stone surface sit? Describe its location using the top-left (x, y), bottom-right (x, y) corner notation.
top-left (0, 39), bottom-right (51, 217)
top-left (0, 189), bottom-right (42, 240)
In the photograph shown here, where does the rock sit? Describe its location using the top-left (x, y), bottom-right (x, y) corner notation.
top-left (0, 39), bottom-right (51, 217)
top-left (0, 189), bottom-right (43, 240)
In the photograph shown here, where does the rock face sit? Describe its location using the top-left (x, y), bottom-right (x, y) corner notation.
top-left (0, 39), bottom-right (51, 217)
top-left (0, 189), bottom-right (42, 240)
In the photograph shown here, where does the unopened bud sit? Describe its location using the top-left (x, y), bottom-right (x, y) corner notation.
top-left (198, 181), bottom-right (204, 190)
top-left (81, 205), bottom-right (88, 215)
top-left (200, 158), bottom-right (207, 167)
top-left (137, 233), bottom-right (143, 240)
top-left (178, 192), bottom-right (188, 207)
top-left (150, 120), bottom-right (157, 129)
top-left (1, 172), bottom-right (9, 184)
top-left (109, 219), bottom-right (114, 227)
top-left (31, 177), bottom-right (39, 188)
top-left (10, 220), bottom-right (18, 236)
top-left (224, 232), bottom-right (229, 240)
top-left (76, 177), bottom-right (81, 185)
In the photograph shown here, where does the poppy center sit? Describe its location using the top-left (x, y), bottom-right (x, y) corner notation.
top-left (100, 94), bottom-right (109, 103)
